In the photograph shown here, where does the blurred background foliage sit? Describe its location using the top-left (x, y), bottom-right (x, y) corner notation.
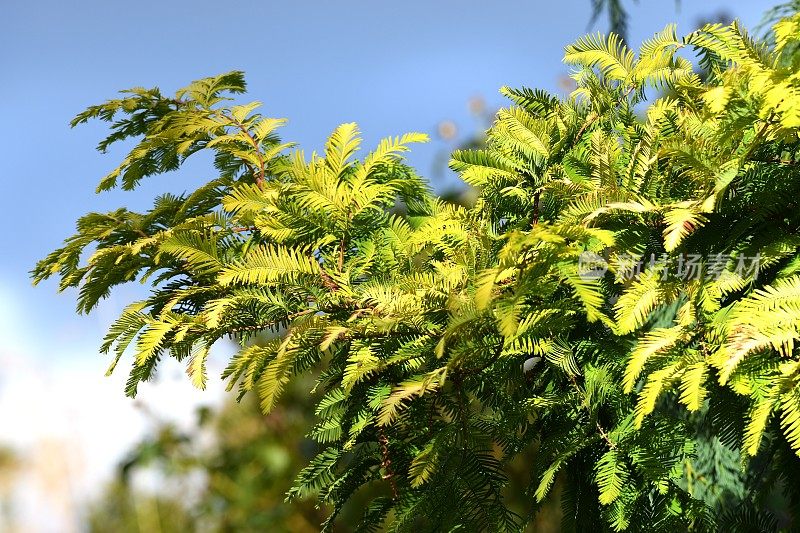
top-left (85, 375), bottom-right (569, 532)
top-left (86, 380), bottom-right (331, 532)
top-left (0, 446), bottom-right (18, 531)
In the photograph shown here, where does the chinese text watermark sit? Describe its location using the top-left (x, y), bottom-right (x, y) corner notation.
top-left (577, 252), bottom-right (760, 281)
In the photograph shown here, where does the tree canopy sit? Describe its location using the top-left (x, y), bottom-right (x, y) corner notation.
top-left (35, 12), bottom-right (800, 532)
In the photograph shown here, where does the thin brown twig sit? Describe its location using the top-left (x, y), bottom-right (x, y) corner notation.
top-left (227, 307), bottom-right (318, 334)
top-left (378, 427), bottom-right (399, 500)
top-left (569, 83), bottom-right (634, 151)
top-left (105, 214), bottom-right (149, 239)
top-left (531, 190), bottom-right (541, 227)
top-left (220, 111), bottom-right (267, 189)
top-left (568, 374), bottom-right (616, 449)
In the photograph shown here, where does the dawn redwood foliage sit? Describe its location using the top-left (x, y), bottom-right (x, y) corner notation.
top-left (35, 15), bottom-right (800, 531)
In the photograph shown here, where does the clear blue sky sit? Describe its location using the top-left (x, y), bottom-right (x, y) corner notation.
top-left (0, 0), bottom-right (778, 365)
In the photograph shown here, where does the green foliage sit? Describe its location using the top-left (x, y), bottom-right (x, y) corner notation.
top-left (86, 481), bottom-right (196, 533)
top-left (87, 391), bottom-right (335, 532)
top-left (36, 12), bottom-right (800, 531)
top-left (587, 0), bottom-right (638, 43)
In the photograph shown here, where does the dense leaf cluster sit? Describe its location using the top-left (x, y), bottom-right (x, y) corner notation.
top-left (35, 14), bottom-right (800, 531)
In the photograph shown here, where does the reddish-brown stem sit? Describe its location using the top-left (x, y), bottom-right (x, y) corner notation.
top-left (378, 428), bottom-right (399, 500)
top-left (531, 190), bottom-right (541, 227)
top-left (221, 111), bottom-right (267, 189)
top-left (568, 374), bottom-right (616, 449)
top-left (319, 269), bottom-right (340, 291)
top-left (227, 307), bottom-right (317, 333)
